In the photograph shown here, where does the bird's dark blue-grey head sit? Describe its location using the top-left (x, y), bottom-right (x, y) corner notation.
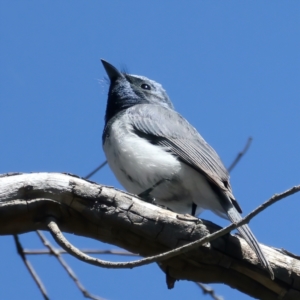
top-left (101, 59), bottom-right (174, 124)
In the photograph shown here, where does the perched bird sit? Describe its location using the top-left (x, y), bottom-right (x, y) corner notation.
top-left (101, 59), bottom-right (273, 278)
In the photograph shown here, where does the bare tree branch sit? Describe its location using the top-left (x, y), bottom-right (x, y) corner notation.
top-left (23, 244), bottom-right (223, 300)
top-left (24, 249), bottom-right (137, 256)
top-left (195, 282), bottom-right (223, 300)
top-left (35, 230), bottom-right (105, 300)
top-left (13, 235), bottom-right (49, 300)
top-left (228, 137), bottom-right (253, 172)
top-left (85, 161), bottom-right (108, 179)
top-left (45, 182), bottom-right (300, 277)
top-left (1, 173), bottom-right (300, 299)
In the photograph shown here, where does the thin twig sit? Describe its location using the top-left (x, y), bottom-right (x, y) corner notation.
top-left (195, 282), bottom-right (223, 300)
top-left (46, 185), bottom-right (300, 271)
top-left (85, 161), bottom-right (108, 179)
top-left (228, 137), bottom-right (253, 172)
top-left (278, 249), bottom-right (300, 260)
top-left (35, 230), bottom-right (105, 300)
top-left (24, 249), bottom-right (137, 256)
top-left (13, 235), bottom-right (49, 300)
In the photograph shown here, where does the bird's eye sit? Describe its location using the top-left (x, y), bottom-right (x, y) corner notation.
top-left (141, 83), bottom-right (151, 90)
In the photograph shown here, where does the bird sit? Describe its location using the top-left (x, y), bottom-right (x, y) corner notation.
top-left (101, 59), bottom-right (274, 278)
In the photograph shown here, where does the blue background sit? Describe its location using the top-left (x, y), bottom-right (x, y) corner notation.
top-left (1, 1), bottom-right (299, 299)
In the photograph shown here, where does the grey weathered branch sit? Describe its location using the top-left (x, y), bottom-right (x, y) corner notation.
top-left (0, 173), bottom-right (299, 299)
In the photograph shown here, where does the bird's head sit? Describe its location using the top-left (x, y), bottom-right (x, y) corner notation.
top-left (101, 60), bottom-right (174, 124)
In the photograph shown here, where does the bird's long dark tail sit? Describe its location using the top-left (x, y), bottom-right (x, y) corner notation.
top-left (226, 205), bottom-right (274, 279)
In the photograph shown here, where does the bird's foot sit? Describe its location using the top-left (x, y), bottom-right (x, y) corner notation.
top-left (176, 214), bottom-right (201, 223)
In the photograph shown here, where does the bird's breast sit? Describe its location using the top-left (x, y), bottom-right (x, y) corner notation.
top-left (103, 118), bottom-right (181, 194)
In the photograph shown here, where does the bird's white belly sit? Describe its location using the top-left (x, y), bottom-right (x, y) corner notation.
top-left (103, 121), bottom-right (181, 194)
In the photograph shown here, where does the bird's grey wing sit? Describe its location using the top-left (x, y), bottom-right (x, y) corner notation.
top-left (127, 104), bottom-right (242, 213)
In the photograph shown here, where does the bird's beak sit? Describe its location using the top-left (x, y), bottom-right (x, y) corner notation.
top-left (101, 59), bottom-right (122, 81)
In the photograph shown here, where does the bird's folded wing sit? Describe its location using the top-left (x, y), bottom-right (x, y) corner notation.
top-left (127, 104), bottom-right (242, 213)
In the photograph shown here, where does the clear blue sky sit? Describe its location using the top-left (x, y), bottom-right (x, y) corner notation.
top-left (1, 2), bottom-right (299, 299)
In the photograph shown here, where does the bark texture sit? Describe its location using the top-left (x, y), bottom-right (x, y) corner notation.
top-left (0, 172), bottom-right (299, 299)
